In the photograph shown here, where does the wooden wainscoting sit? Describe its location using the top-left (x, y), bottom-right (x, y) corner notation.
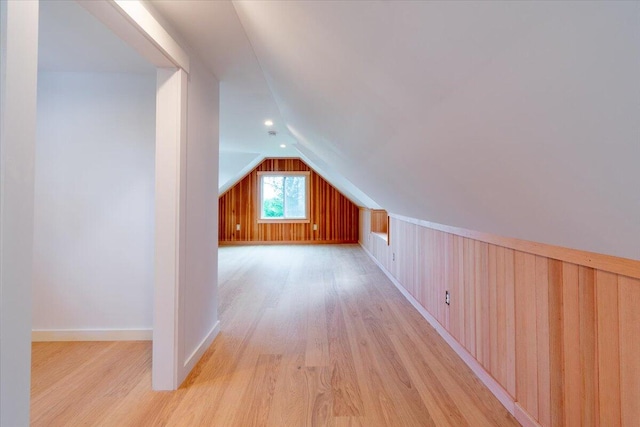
top-left (219, 158), bottom-right (359, 244)
top-left (358, 208), bottom-right (640, 427)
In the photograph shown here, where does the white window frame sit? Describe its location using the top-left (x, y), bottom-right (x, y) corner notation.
top-left (257, 171), bottom-right (310, 223)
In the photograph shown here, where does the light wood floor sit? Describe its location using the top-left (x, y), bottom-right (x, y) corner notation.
top-left (31, 244), bottom-right (519, 426)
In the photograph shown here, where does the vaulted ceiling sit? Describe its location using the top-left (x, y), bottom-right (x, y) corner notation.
top-left (41, 1), bottom-right (640, 260)
top-left (151, 0), bottom-right (640, 260)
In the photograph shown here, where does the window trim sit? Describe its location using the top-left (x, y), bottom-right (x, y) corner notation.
top-left (257, 171), bottom-right (311, 224)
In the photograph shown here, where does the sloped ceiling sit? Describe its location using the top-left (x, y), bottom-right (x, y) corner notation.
top-left (148, 0), bottom-right (297, 191)
top-left (39, 0), bottom-right (154, 73)
top-left (148, 0), bottom-right (378, 205)
top-left (150, 0), bottom-right (639, 260)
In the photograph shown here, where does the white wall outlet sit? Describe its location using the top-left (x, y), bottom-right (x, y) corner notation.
top-left (313, 224), bottom-right (318, 231)
top-left (236, 224), bottom-right (240, 231)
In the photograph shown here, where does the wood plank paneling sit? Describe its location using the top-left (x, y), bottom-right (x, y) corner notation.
top-left (450, 235), bottom-right (465, 346)
top-left (219, 158), bottom-right (359, 243)
top-left (515, 251), bottom-right (538, 419)
top-left (578, 266), bottom-right (597, 427)
top-left (390, 213), bottom-right (640, 280)
top-left (548, 259), bottom-right (564, 427)
top-left (463, 238), bottom-right (476, 357)
top-left (562, 263), bottom-right (581, 427)
top-left (358, 209), bottom-right (640, 427)
top-left (370, 210), bottom-right (388, 234)
top-left (489, 245), bottom-right (516, 398)
top-left (503, 248), bottom-right (516, 399)
top-left (475, 241), bottom-right (490, 370)
top-left (443, 233), bottom-right (454, 331)
top-left (535, 256), bottom-right (551, 427)
top-left (595, 270), bottom-right (620, 427)
top-left (434, 231), bottom-right (446, 326)
top-left (619, 275), bottom-right (640, 426)
top-left (488, 245), bottom-right (499, 379)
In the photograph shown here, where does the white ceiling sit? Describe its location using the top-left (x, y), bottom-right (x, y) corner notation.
top-left (39, 1), bottom-right (640, 260)
top-left (148, 0), bottom-right (297, 152)
top-left (150, 0), bottom-right (639, 260)
top-left (148, 0), bottom-right (299, 188)
top-left (148, 0), bottom-right (379, 205)
top-left (38, 0), bottom-right (154, 74)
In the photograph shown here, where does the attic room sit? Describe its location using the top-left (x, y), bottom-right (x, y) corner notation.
top-left (1, 1), bottom-right (638, 426)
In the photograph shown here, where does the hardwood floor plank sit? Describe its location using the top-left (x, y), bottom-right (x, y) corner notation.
top-left (385, 299), bottom-right (514, 427)
top-left (31, 341), bottom-right (113, 397)
top-left (389, 334), bottom-right (467, 426)
top-left (233, 354), bottom-right (283, 427)
top-left (337, 280), bottom-right (403, 427)
top-left (31, 244), bottom-right (519, 427)
top-left (31, 342), bottom-right (145, 426)
top-left (361, 308), bottom-right (435, 426)
top-left (268, 358), bottom-right (333, 427)
top-left (325, 275), bottom-right (365, 417)
top-left (335, 271), bottom-right (435, 426)
top-left (305, 268), bottom-right (330, 367)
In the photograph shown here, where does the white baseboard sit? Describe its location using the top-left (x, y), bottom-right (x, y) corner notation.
top-left (359, 243), bottom-right (539, 427)
top-left (182, 320), bottom-right (221, 376)
top-left (32, 328), bottom-right (152, 342)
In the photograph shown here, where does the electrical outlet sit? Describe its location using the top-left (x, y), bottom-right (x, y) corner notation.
top-left (236, 224), bottom-right (241, 231)
top-left (313, 224), bottom-right (318, 231)
top-left (445, 290), bottom-right (450, 305)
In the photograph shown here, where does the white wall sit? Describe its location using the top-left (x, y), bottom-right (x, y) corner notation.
top-left (180, 59), bottom-right (220, 378)
top-left (76, 0), bottom-right (222, 389)
top-left (136, 0), bottom-right (222, 386)
top-left (32, 71), bottom-right (156, 334)
top-left (0, 1), bottom-right (39, 425)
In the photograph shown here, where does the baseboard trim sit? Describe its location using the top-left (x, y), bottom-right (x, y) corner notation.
top-left (359, 242), bottom-right (540, 426)
top-left (514, 402), bottom-right (542, 427)
top-left (220, 240), bottom-right (358, 246)
top-left (32, 328), bottom-right (152, 342)
top-left (181, 320), bottom-right (220, 378)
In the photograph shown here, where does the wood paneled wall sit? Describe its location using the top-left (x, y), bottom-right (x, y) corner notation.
top-left (370, 209), bottom-right (388, 234)
top-left (359, 208), bottom-right (640, 427)
top-left (219, 158), bottom-right (359, 243)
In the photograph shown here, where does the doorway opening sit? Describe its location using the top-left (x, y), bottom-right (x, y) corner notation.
top-left (32, 0), bottom-right (157, 396)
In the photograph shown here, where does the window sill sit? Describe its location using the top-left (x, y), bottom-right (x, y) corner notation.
top-left (371, 231), bottom-right (388, 242)
top-left (257, 219), bottom-right (311, 224)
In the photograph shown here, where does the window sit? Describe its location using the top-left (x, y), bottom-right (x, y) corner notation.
top-left (258, 171), bottom-right (310, 222)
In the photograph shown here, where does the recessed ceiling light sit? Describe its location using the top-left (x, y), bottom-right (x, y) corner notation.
top-left (280, 144), bottom-right (286, 148)
top-left (264, 120), bottom-right (273, 127)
